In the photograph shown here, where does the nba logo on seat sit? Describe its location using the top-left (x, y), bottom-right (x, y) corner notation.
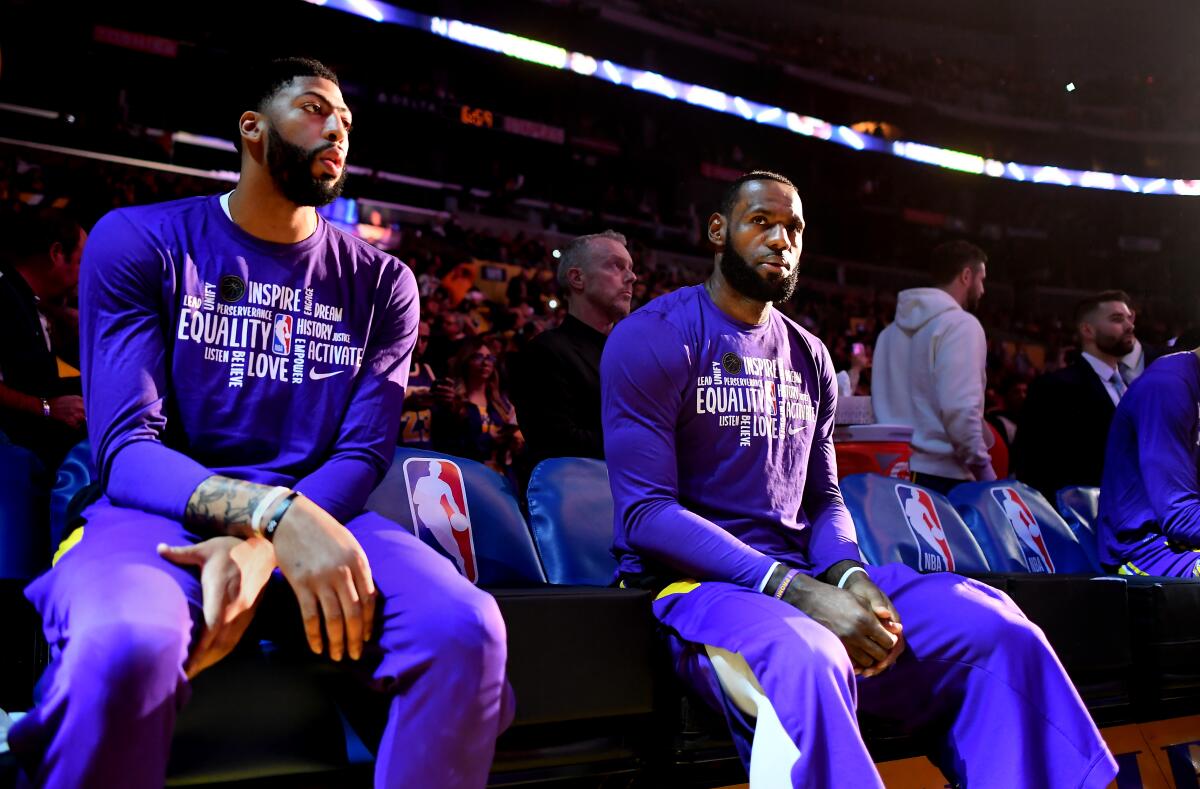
top-left (402, 458), bottom-right (478, 583)
top-left (992, 487), bottom-right (1055, 573)
top-left (894, 485), bottom-right (955, 573)
top-left (271, 314), bottom-right (293, 355)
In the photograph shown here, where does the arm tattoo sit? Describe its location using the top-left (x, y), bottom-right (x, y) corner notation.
top-left (184, 475), bottom-right (275, 538)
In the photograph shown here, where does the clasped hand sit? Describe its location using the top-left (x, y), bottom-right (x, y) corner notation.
top-left (161, 497), bottom-right (377, 677)
top-left (781, 572), bottom-right (905, 678)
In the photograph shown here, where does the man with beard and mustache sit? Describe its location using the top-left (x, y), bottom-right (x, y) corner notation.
top-left (872, 240), bottom-right (995, 494)
top-left (7, 59), bottom-right (511, 789)
top-left (601, 172), bottom-right (1114, 788)
top-left (1014, 291), bottom-right (1137, 501)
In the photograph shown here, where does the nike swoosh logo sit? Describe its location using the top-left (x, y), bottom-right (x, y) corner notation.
top-left (308, 368), bottom-right (345, 380)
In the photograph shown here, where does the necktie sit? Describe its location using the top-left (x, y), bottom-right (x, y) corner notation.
top-left (1109, 370), bottom-right (1127, 400)
top-left (1119, 362), bottom-right (1135, 387)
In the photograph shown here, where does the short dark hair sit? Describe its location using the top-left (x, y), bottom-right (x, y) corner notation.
top-left (10, 208), bottom-right (83, 266)
top-left (235, 57), bottom-right (340, 152)
top-left (1074, 290), bottom-right (1132, 326)
top-left (718, 170), bottom-right (797, 218)
top-left (929, 240), bottom-right (986, 285)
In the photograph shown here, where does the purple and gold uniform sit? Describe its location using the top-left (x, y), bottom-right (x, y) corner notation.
top-left (400, 360), bottom-right (436, 449)
top-left (1098, 351), bottom-right (1200, 576)
top-left (602, 285), bottom-right (1115, 788)
top-left (9, 195), bottom-right (512, 789)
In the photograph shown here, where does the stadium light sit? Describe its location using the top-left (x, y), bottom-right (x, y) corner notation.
top-left (306, 0), bottom-right (1199, 197)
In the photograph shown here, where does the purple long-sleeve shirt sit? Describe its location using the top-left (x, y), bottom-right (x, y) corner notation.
top-left (1097, 352), bottom-right (1200, 570)
top-left (601, 285), bottom-right (861, 588)
top-left (79, 195), bottom-right (418, 525)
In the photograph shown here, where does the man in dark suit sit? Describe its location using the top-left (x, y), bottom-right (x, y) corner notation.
top-left (511, 230), bottom-right (636, 470)
top-left (1014, 290), bottom-right (1136, 500)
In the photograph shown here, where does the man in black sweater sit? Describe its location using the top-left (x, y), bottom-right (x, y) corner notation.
top-left (512, 231), bottom-right (636, 469)
top-left (0, 208), bottom-right (88, 471)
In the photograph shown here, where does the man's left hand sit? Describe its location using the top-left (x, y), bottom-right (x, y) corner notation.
top-left (158, 536), bottom-right (277, 679)
top-left (842, 572), bottom-right (905, 678)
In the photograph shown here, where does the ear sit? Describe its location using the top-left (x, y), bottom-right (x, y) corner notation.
top-left (707, 213), bottom-right (727, 248)
top-left (239, 111), bottom-right (264, 147)
top-left (566, 266), bottom-right (585, 291)
top-left (47, 241), bottom-right (65, 267)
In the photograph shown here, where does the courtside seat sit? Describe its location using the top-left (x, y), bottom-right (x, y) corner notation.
top-left (1056, 486), bottom-right (1103, 571)
top-left (368, 452), bottom-right (658, 782)
top-left (524, 458), bottom-right (741, 779)
top-left (949, 480), bottom-right (1098, 574)
top-left (948, 481), bottom-right (1133, 721)
top-left (839, 473), bottom-right (991, 575)
top-left (365, 447), bottom-right (546, 587)
top-left (525, 457), bottom-right (616, 586)
top-left (1054, 488), bottom-right (1200, 718)
top-left (47, 440), bottom-right (96, 554)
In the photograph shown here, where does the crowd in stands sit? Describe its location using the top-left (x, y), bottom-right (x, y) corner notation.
top-left (2, 143), bottom-right (1195, 493)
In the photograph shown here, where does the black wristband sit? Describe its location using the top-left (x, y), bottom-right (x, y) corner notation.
top-left (263, 491), bottom-right (301, 541)
top-left (762, 564), bottom-right (795, 597)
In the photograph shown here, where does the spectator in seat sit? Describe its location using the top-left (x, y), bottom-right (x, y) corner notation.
top-left (398, 319), bottom-right (436, 449)
top-left (434, 336), bottom-right (524, 484)
top-left (1014, 291), bottom-right (1135, 501)
top-left (1097, 346), bottom-right (1200, 576)
top-left (0, 208), bottom-right (88, 470)
top-left (426, 308), bottom-right (466, 376)
top-left (511, 230), bottom-right (635, 469)
top-left (872, 240), bottom-right (994, 494)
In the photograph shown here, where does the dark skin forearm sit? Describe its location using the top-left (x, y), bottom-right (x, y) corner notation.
top-left (184, 475), bottom-right (281, 539)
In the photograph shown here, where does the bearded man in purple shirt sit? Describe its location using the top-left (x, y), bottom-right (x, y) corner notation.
top-left (9, 58), bottom-right (511, 788)
top-left (601, 171), bottom-right (1114, 787)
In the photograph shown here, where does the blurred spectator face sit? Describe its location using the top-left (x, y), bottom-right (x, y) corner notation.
top-left (46, 226), bottom-right (87, 299)
top-left (438, 311), bottom-right (462, 338)
top-left (466, 346), bottom-right (496, 382)
top-left (1083, 300), bottom-right (1136, 357)
top-left (416, 320), bottom-right (431, 359)
top-left (580, 238), bottom-right (637, 320)
top-left (258, 76), bottom-right (351, 206)
top-left (964, 263), bottom-right (986, 312)
top-left (717, 179), bottom-right (803, 303)
top-left (1004, 380), bottom-right (1028, 412)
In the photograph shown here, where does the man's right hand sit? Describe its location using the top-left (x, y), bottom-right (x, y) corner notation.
top-left (779, 574), bottom-right (899, 677)
top-left (48, 395), bottom-right (85, 428)
top-left (271, 496), bottom-right (377, 662)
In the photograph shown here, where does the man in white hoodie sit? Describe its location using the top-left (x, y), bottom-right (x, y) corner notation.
top-left (872, 241), bottom-right (996, 494)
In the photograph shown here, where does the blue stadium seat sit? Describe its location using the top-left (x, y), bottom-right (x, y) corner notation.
top-left (839, 473), bottom-right (991, 575)
top-left (948, 480), bottom-right (1099, 574)
top-left (365, 447), bottom-right (546, 586)
top-left (48, 440), bottom-right (95, 552)
top-left (1056, 486), bottom-right (1103, 571)
top-left (525, 457), bottom-right (617, 585)
top-left (948, 481), bottom-right (1133, 718)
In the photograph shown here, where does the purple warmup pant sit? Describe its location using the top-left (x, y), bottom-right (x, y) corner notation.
top-left (9, 497), bottom-right (514, 788)
top-left (656, 563), bottom-right (1117, 789)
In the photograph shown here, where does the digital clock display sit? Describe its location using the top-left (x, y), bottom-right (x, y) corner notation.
top-left (460, 105), bottom-right (494, 129)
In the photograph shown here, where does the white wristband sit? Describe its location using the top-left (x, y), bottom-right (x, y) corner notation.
top-left (251, 486), bottom-right (291, 535)
top-left (836, 566), bottom-right (868, 589)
